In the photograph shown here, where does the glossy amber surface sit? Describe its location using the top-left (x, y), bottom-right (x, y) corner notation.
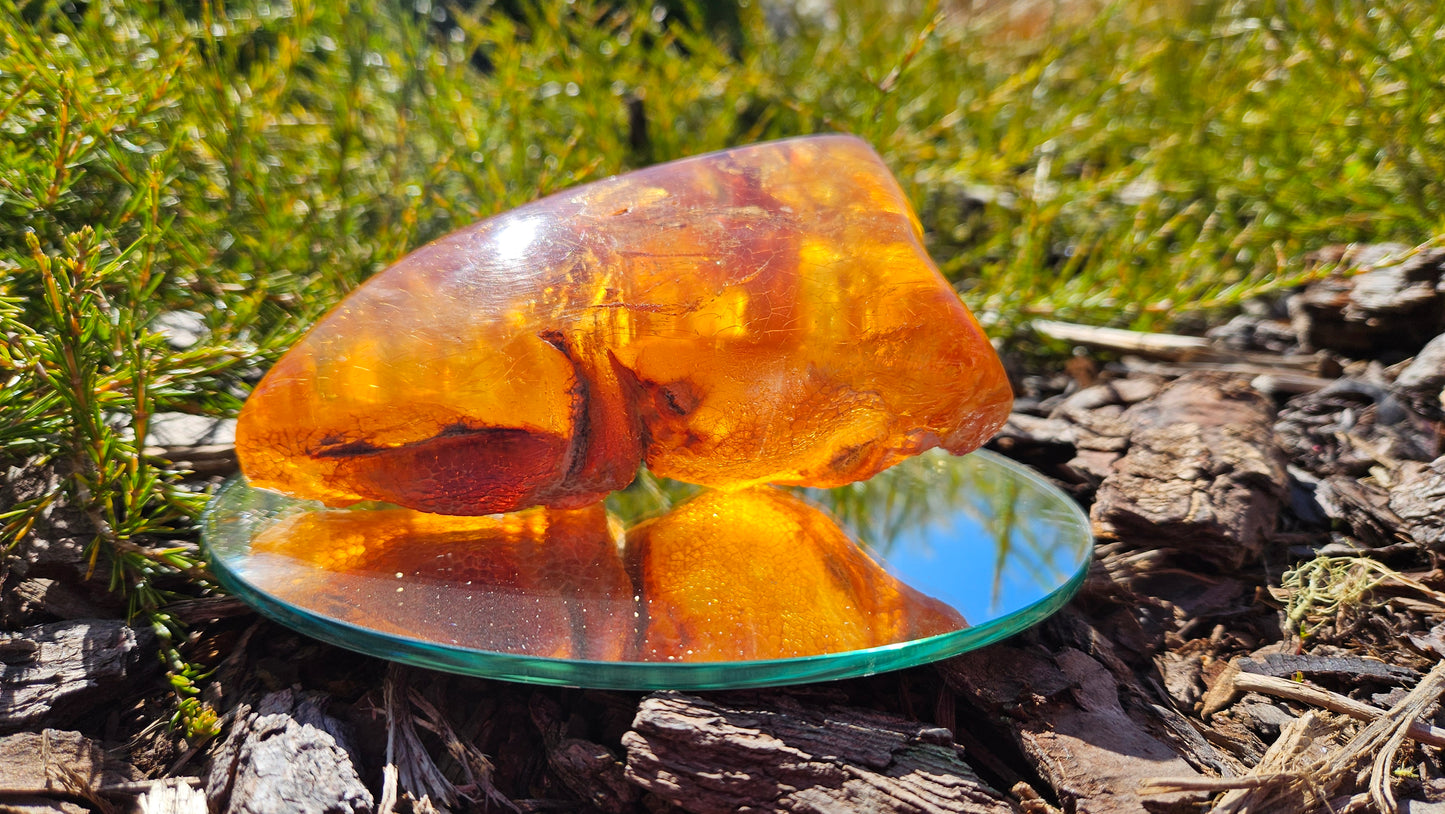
top-left (243, 487), bottom-right (965, 661)
top-left (237, 135), bottom-right (1012, 515)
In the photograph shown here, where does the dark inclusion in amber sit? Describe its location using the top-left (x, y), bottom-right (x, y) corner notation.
top-left (247, 488), bottom-right (966, 661)
top-left (237, 135), bottom-right (1012, 516)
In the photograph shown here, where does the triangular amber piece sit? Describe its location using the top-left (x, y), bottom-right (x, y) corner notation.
top-left (237, 135), bottom-right (1011, 515)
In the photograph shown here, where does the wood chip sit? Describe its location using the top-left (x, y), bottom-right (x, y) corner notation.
top-left (379, 667), bottom-right (454, 814)
top-left (1368, 661), bottom-right (1445, 812)
top-left (135, 779), bottom-right (208, 814)
top-left (1291, 243), bottom-right (1445, 354)
top-left (1199, 659), bottom-right (1445, 812)
top-left (941, 644), bottom-right (1206, 814)
top-left (622, 690), bottom-right (1014, 814)
top-left (0, 620), bottom-right (157, 733)
top-left (1206, 667), bottom-right (1445, 748)
top-left (1236, 653), bottom-right (1416, 683)
top-left (0, 729), bottom-right (137, 794)
top-left (1175, 711), bottom-right (1340, 812)
top-left (1390, 458), bottom-right (1445, 547)
top-left (0, 796), bottom-right (89, 814)
top-left (1090, 374), bottom-right (1289, 570)
top-left (205, 689), bottom-right (374, 814)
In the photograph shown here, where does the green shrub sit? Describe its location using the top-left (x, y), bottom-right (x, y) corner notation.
top-left (2, 0), bottom-right (1442, 731)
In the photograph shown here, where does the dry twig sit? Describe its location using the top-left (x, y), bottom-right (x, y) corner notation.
top-left (1209, 712), bottom-right (1339, 813)
top-left (380, 665), bottom-right (459, 814)
top-left (1204, 668), bottom-right (1445, 748)
top-left (409, 688), bottom-right (517, 812)
top-left (1367, 661), bottom-right (1445, 813)
top-left (1031, 319), bottom-right (1319, 370)
top-left (1162, 660), bottom-right (1445, 813)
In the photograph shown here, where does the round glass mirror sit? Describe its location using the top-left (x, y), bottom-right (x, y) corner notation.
top-left (203, 449), bottom-right (1091, 689)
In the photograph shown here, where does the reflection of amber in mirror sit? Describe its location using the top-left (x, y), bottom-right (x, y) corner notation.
top-left (236, 135), bottom-right (1011, 516)
top-left (250, 503), bottom-right (636, 660)
top-left (244, 488), bottom-right (964, 662)
top-left (628, 488), bottom-right (966, 661)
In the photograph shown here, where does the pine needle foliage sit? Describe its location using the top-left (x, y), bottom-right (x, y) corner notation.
top-left (2, 0), bottom-right (1444, 733)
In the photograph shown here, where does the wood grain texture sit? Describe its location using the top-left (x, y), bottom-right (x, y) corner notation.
top-left (0, 620), bottom-right (156, 733)
top-left (205, 689), bottom-right (374, 814)
top-left (622, 690), bottom-right (1016, 814)
top-left (1090, 374), bottom-right (1289, 570)
top-left (941, 643), bottom-right (1207, 814)
top-left (0, 729), bottom-right (137, 794)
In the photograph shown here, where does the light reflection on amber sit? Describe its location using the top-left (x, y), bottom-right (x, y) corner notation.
top-left (626, 487), bottom-right (966, 661)
top-left (236, 136), bottom-right (1011, 516)
top-left (246, 489), bottom-right (966, 662)
top-left (250, 503), bottom-right (635, 660)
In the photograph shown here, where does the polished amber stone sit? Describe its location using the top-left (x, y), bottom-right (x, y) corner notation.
top-left (237, 135), bottom-right (1012, 515)
top-left (627, 487), bottom-right (965, 660)
top-left (242, 487), bottom-right (964, 661)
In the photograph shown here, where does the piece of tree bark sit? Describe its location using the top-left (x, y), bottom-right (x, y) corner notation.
top-left (0, 796), bottom-right (88, 814)
top-left (1047, 379), bottom-right (1155, 445)
top-left (1390, 457), bottom-right (1445, 547)
top-left (135, 779), bottom-right (208, 814)
top-left (0, 729), bottom-right (137, 794)
top-left (1395, 332), bottom-right (1445, 420)
top-left (0, 620), bottom-right (157, 733)
top-left (622, 690), bottom-right (1016, 814)
top-left (1235, 652), bottom-right (1416, 683)
top-left (1290, 243), bottom-right (1445, 354)
top-left (940, 644), bottom-right (1206, 814)
top-left (988, 413), bottom-right (1078, 465)
top-left (0, 462), bottom-right (124, 626)
top-left (531, 692), bottom-right (637, 814)
top-left (1090, 374), bottom-right (1288, 570)
top-left (548, 739), bottom-right (639, 814)
top-left (1276, 373), bottom-right (1441, 478)
top-left (206, 689), bottom-right (374, 814)
top-left (2, 578), bottom-right (122, 624)
top-left (1312, 475), bottom-right (1402, 547)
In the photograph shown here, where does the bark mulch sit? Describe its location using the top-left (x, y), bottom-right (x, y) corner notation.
top-left (4, 242), bottom-right (1445, 814)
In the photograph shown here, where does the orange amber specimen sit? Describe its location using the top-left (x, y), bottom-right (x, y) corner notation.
top-left (627, 487), bottom-right (965, 660)
top-left (249, 503), bottom-right (635, 658)
top-left (237, 135), bottom-right (1012, 515)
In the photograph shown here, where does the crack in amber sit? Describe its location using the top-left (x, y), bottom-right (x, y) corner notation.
top-left (236, 135), bottom-right (1011, 515)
